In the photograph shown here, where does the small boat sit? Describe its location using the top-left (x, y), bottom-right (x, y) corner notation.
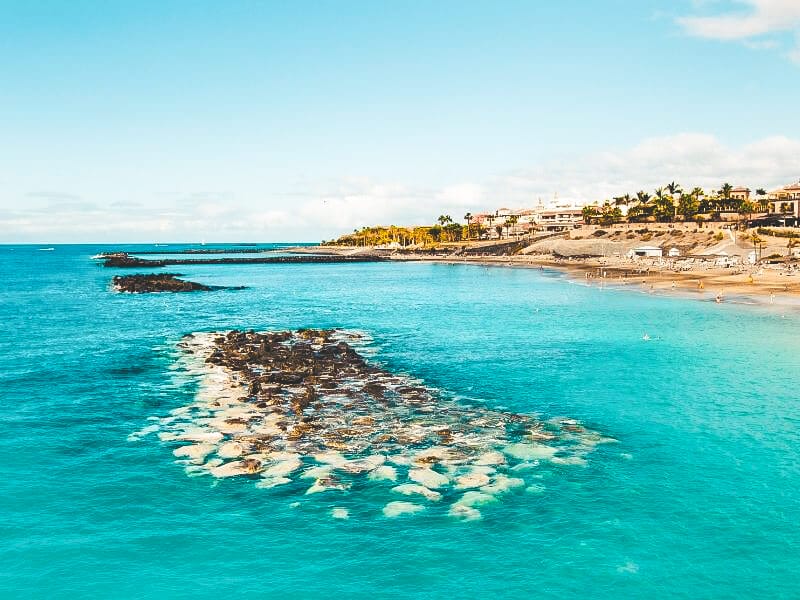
top-left (38, 247), bottom-right (54, 251)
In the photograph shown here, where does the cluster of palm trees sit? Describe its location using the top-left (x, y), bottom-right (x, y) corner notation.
top-left (326, 215), bottom-right (472, 247)
top-left (584, 182), bottom-right (769, 225)
top-left (325, 209), bottom-right (520, 247)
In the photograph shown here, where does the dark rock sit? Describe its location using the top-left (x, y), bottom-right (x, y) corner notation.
top-left (112, 273), bottom-right (242, 293)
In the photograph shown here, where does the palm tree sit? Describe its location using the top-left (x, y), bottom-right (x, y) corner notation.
top-left (505, 215), bottom-right (519, 237)
top-left (582, 205), bottom-right (599, 224)
top-left (464, 212), bottom-right (473, 240)
top-left (756, 188), bottom-right (766, 196)
top-left (666, 181), bottom-right (682, 196)
top-left (437, 215), bottom-right (453, 241)
top-left (738, 200), bottom-right (756, 229)
top-left (718, 183), bottom-right (733, 210)
top-left (628, 191), bottom-right (652, 222)
top-left (678, 192), bottom-right (700, 220)
top-left (653, 187), bottom-right (675, 222)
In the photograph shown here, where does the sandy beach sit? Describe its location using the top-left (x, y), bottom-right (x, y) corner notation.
top-left (393, 253), bottom-right (800, 306)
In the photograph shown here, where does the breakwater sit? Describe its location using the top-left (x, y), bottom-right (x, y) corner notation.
top-left (99, 252), bottom-right (388, 268)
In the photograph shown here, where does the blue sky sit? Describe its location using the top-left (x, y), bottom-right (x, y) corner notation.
top-left (1, 0), bottom-right (799, 242)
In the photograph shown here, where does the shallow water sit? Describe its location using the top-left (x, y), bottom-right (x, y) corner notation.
top-left (2, 244), bottom-right (799, 599)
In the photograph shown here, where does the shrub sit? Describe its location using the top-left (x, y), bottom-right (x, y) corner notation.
top-left (641, 233), bottom-right (653, 242)
top-left (593, 230), bottom-right (608, 237)
top-left (758, 227), bottom-right (800, 239)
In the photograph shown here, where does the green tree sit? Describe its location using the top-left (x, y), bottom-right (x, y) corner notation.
top-left (717, 183), bottom-right (734, 211)
top-left (504, 215), bottom-right (519, 237)
top-left (678, 192), bottom-right (700, 220)
top-left (653, 187), bottom-right (674, 222)
top-left (666, 181), bottom-right (682, 196)
top-left (739, 200), bottom-right (756, 228)
top-left (464, 212), bottom-right (473, 239)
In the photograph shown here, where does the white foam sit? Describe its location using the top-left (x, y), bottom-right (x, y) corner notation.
top-left (218, 442), bottom-right (244, 458)
top-left (305, 478), bottom-right (350, 495)
top-left (448, 504), bottom-right (482, 521)
top-left (210, 461), bottom-right (250, 478)
top-left (454, 471), bottom-right (491, 490)
top-left (480, 475), bottom-right (525, 495)
top-left (504, 442), bottom-right (558, 461)
top-left (474, 451), bottom-right (506, 466)
top-left (455, 491), bottom-right (498, 508)
top-left (301, 465), bottom-right (333, 479)
top-left (368, 465), bottom-right (398, 482)
top-left (172, 443), bottom-right (215, 462)
top-left (263, 458), bottom-right (302, 478)
top-left (408, 468), bottom-right (449, 489)
top-left (392, 483), bottom-right (441, 501)
top-left (256, 477), bottom-right (292, 489)
top-left (331, 507), bottom-right (350, 520)
top-left (383, 501), bottom-right (424, 518)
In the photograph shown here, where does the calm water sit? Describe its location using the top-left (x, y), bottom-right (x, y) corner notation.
top-left (2, 244), bottom-right (799, 599)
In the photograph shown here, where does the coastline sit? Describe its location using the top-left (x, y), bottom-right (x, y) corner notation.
top-left (397, 254), bottom-right (800, 306)
top-left (293, 244), bottom-right (800, 307)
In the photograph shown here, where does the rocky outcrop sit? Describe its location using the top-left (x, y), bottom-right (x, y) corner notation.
top-left (134, 329), bottom-right (615, 520)
top-left (112, 273), bottom-right (222, 293)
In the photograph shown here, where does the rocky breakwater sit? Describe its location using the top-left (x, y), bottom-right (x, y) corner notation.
top-left (112, 273), bottom-right (242, 293)
top-left (99, 252), bottom-right (388, 268)
top-left (132, 329), bottom-right (615, 520)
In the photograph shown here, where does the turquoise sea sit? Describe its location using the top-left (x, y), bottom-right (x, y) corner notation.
top-left (2, 244), bottom-right (799, 599)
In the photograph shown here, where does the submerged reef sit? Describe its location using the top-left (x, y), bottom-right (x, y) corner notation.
top-left (133, 329), bottom-right (614, 520)
top-left (112, 273), bottom-right (238, 293)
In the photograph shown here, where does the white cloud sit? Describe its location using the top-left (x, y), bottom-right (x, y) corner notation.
top-left (2, 133), bottom-right (799, 242)
top-left (676, 0), bottom-right (800, 62)
top-left (495, 133), bottom-right (800, 204)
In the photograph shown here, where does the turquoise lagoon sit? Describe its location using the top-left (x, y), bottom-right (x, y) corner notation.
top-left (1, 244), bottom-right (799, 599)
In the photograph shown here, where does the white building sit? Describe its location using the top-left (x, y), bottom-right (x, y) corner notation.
top-left (631, 246), bottom-right (663, 258)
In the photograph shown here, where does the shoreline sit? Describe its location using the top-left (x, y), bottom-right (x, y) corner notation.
top-left (392, 253), bottom-right (800, 307)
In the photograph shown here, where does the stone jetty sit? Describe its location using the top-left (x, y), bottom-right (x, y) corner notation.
top-left (99, 252), bottom-right (387, 268)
